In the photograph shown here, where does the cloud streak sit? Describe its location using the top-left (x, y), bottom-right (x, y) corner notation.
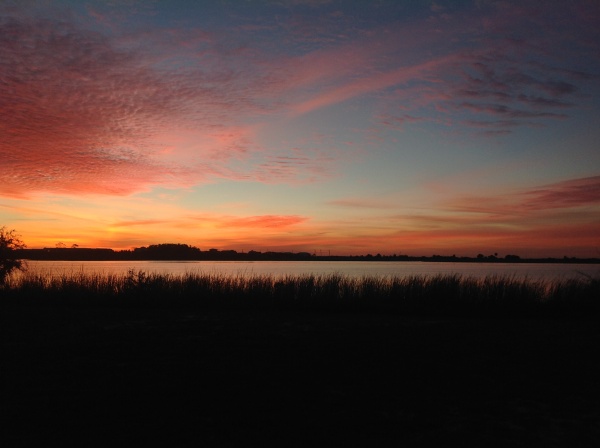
top-left (289, 56), bottom-right (456, 116)
top-left (217, 215), bottom-right (308, 229)
top-left (437, 176), bottom-right (600, 236)
top-left (521, 176), bottom-right (600, 211)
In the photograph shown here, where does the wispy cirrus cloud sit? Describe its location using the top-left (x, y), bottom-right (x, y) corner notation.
top-left (217, 214), bottom-right (308, 229)
top-left (457, 102), bottom-right (568, 120)
top-left (378, 45), bottom-right (595, 135)
top-left (317, 174), bottom-right (600, 256)
top-left (372, 2), bottom-right (600, 135)
top-left (109, 214), bottom-right (308, 231)
top-left (289, 55), bottom-right (456, 117)
top-left (253, 153), bottom-right (334, 183)
top-left (445, 176), bottom-right (600, 218)
top-left (326, 198), bottom-right (397, 209)
top-left (520, 176), bottom-right (600, 211)
top-left (110, 219), bottom-right (172, 228)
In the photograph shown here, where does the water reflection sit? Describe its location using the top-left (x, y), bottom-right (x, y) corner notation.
top-left (23, 260), bottom-right (599, 281)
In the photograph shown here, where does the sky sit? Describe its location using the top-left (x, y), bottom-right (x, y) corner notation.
top-left (1, 0), bottom-right (599, 257)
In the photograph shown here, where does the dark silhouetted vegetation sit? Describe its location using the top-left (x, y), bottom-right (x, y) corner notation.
top-left (14, 245), bottom-right (600, 263)
top-left (5, 271), bottom-right (600, 447)
top-left (0, 227), bottom-right (27, 284)
top-left (3, 271), bottom-right (599, 317)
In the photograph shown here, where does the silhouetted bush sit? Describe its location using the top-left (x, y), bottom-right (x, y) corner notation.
top-left (0, 227), bottom-right (27, 284)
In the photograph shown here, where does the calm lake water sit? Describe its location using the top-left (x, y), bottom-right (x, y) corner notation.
top-left (23, 260), bottom-right (600, 281)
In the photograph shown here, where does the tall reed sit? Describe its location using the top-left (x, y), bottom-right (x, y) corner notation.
top-left (2, 270), bottom-right (598, 316)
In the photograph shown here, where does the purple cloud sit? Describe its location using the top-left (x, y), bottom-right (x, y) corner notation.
top-left (447, 176), bottom-right (600, 216)
top-left (521, 176), bottom-right (600, 210)
top-left (374, 2), bottom-right (600, 135)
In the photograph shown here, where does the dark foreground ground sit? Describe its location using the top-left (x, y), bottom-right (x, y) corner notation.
top-left (3, 304), bottom-right (600, 447)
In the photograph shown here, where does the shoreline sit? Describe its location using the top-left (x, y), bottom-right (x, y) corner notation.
top-left (15, 247), bottom-right (600, 264)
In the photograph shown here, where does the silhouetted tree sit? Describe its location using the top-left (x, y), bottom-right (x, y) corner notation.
top-left (133, 243), bottom-right (202, 260)
top-left (0, 227), bottom-right (27, 284)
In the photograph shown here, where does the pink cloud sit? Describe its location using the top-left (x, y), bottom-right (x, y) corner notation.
top-left (179, 213), bottom-right (311, 231)
top-left (521, 176), bottom-right (600, 210)
top-left (218, 215), bottom-right (308, 229)
top-left (1, 10), bottom-right (356, 197)
top-left (110, 219), bottom-right (171, 228)
top-left (0, 14), bottom-right (283, 197)
top-left (437, 176), bottom-right (600, 226)
top-left (289, 55), bottom-right (457, 116)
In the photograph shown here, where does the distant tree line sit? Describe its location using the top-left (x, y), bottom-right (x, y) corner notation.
top-left (12, 243), bottom-right (600, 263)
top-left (15, 244), bottom-right (313, 261)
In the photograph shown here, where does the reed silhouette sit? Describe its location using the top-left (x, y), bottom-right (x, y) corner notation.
top-left (3, 271), bottom-right (600, 446)
top-left (4, 270), bottom-right (599, 316)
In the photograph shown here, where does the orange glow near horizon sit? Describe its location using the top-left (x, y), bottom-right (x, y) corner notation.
top-left (6, 183), bottom-right (599, 258)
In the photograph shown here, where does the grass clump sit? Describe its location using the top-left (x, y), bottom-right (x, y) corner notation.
top-left (1, 270), bottom-right (599, 317)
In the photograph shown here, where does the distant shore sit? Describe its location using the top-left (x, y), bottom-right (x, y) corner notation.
top-left (15, 246), bottom-right (600, 263)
